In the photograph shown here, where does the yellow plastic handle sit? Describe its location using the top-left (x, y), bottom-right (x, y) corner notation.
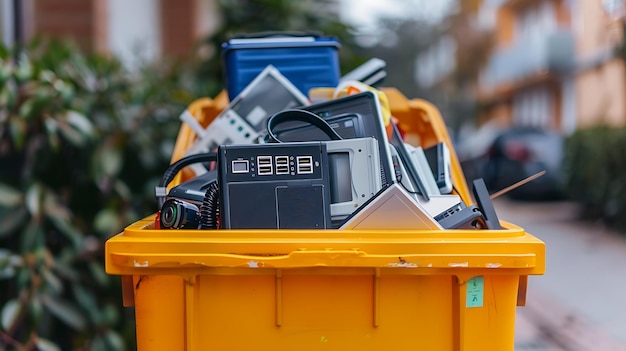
top-left (109, 250), bottom-right (536, 270)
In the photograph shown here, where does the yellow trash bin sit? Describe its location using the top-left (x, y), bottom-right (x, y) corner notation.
top-left (104, 89), bottom-right (545, 351)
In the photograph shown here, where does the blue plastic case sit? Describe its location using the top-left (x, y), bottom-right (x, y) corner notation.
top-left (222, 33), bottom-right (341, 100)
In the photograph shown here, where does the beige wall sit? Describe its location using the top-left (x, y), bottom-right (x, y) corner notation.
top-left (574, 0), bottom-right (626, 127)
top-left (576, 58), bottom-right (626, 126)
top-left (574, 0), bottom-right (622, 57)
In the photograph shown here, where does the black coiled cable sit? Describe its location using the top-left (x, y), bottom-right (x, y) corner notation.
top-left (200, 182), bottom-right (220, 229)
top-left (156, 153), bottom-right (217, 208)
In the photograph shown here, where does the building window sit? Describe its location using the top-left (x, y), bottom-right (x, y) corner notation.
top-left (517, 1), bottom-right (556, 43)
top-left (415, 35), bottom-right (457, 88)
top-left (513, 87), bottom-right (552, 128)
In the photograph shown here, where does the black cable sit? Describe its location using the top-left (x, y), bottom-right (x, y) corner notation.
top-left (156, 153), bottom-right (217, 208)
top-left (266, 109), bottom-right (343, 143)
top-left (452, 184), bottom-right (466, 204)
top-left (200, 182), bottom-right (220, 229)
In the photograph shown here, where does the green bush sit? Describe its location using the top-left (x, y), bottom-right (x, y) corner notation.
top-left (0, 39), bottom-right (205, 350)
top-left (0, 4), bottom-right (360, 348)
top-left (563, 125), bottom-right (626, 231)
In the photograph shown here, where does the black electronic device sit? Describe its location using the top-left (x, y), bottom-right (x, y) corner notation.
top-left (435, 204), bottom-right (485, 229)
top-left (159, 198), bottom-right (201, 229)
top-left (270, 91), bottom-right (395, 189)
top-left (218, 142), bottom-right (332, 229)
top-left (167, 170), bottom-right (218, 206)
top-left (472, 178), bottom-right (502, 230)
top-left (387, 121), bottom-right (431, 200)
top-left (424, 142), bottom-right (453, 194)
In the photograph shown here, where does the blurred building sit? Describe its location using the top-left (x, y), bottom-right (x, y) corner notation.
top-left (478, 0), bottom-right (626, 132)
top-left (478, 0), bottom-right (575, 132)
top-left (412, 0), bottom-right (492, 130)
top-left (0, 0), bottom-right (221, 65)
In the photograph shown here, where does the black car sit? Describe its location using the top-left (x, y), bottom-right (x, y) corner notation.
top-left (480, 127), bottom-right (565, 200)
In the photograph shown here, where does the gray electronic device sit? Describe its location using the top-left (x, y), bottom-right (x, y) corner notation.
top-left (340, 58), bottom-right (387, 87)
top-left (388, 143), bottom-right (463, 219)
top-left (424, 142), bottom-right (453, 194)
top-left (275, 91), bottom-right (396, 190)
top-left (436, 204), bottom-right (484, 229)
top-left (326, 137), bottom-right (382, 225)
top-left (186, 65), bottom-right (309, 175)
top-left (339, 184), bottom-right (443, 230)
top-left (404, 143), bottom-right (441, 197)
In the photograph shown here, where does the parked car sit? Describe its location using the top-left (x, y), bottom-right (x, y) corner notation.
top-left (480, 127), bottom-right (565, 200)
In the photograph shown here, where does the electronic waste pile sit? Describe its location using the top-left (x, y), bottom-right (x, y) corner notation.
top-left (154, 32), bottom-right (503, 232)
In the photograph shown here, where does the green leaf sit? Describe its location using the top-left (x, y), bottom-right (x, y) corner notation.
top-left (41, 294), bottom-right (87, 331)
top-left (57, 118), bottom-right (87, 147)
top-left (14, 56), bottom-right (33, 82)
top-left (47, 216), bottom-right (82, 250)
top-left (9, 118), bottom-right (26, 149)
top-left (42, 268), bottom-right (63, 295)
top-left (0, 249), bottom-right (9, 270)
top-left (29, 295), bottom-right (43, 325)
top-left (51, 260), bottom-right (79, 282)
top-left (44, 117), bottom-right (60, 149)
top-left (65, 110), bottom-right (94, 137)
top-left (0, 83), bottom-right (17, 110)
top-left (104, 330), bottom-right (125, 351)
top-left (0, 249), bottom-right (22, 279)
top-left (26, 183), bottom-right (42, 217)
top-left (0, 206), bottom-right (28, 239)
top-left (113, 179), bottom-right (132, 202)
top-left (17, 266), bottom-right (30, 291)
top-left (0, 60), bottom-right (13, 84)
top-left (100, 304), bottom-right (120, 327)
top-left (91, 335), bottom-right (107, 351)
top-left (0, 183), bottom-right (23, 207)
top-left (101, 147), bottom-right (123, 177)
top-left (88, 261), bottom-right (109, 287)
top-left (18, 98), bottom-right (36, 120)
top-left (21, 220), bottom-right (44, 252)
top-left (1, 299), bottom-right (21, 331)
top-left (71, 284), bottom-right (99, 324)
top-left (94, 208), bottom-right (119, 236)
top-left (36, 337), bottom-right (61, 351)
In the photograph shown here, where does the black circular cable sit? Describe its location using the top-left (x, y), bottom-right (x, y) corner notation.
top-left (156, 152), bottom-right (218, 208)
top-left (265, 109), bottom-right (343, 143)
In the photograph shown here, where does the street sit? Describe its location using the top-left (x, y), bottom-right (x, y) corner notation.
top-left (493, 198), bottom-right (626, 350)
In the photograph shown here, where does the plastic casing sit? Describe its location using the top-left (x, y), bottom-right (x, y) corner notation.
top-left (105, 88), bottom-right (545, 351)
top-left (222, 37), bottom-right (341, 100)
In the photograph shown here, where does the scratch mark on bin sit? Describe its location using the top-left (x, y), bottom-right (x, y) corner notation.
top-left (134, 260), bottom-right (149, 267)
top-left (387, 262), bottom-right (418, 268)
top-left (486, 263), bottom-right (502, 268)
top-left (135, 275), bottom-right (146, 290)
top-left (248, 260), bottom-right (263, 268)
top-left (449, 262), bottom-right (469, 267)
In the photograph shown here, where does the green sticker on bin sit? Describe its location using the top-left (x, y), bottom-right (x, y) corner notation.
top-left (466, 276), bottom-right (484, 308)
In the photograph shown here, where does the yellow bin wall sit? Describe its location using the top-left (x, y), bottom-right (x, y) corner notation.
top-left (105, 88), bottom-right (545, 350)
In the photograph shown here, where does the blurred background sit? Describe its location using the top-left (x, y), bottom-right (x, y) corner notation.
top-left (1, 0), bottom-right (626, 350)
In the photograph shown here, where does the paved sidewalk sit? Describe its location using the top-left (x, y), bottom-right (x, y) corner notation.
top-left (494, 199), bottom-right (626, 350)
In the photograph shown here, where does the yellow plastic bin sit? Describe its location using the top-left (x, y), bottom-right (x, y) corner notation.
top-left (105, 89), bottom-right (545, 351)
